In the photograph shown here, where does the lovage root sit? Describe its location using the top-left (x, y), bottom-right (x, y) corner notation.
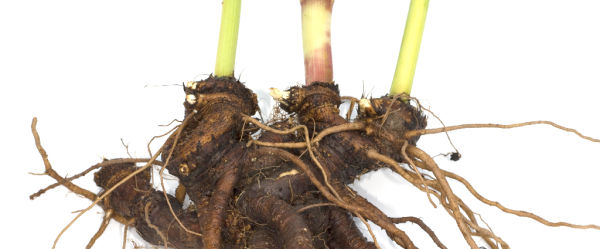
top-left (32, 77), bottom-right (600, 249)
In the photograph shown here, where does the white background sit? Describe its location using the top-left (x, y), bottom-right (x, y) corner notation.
top-left (1, 1), bottom-right (599, 248)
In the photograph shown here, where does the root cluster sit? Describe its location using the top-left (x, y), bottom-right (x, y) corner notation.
top-left (31, 77), bottom-right (599, 249)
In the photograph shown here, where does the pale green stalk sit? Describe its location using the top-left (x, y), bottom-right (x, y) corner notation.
top-left (214, 0), bottom-right (242, 77)
top-left (389, 0), bottom-right (429, 96)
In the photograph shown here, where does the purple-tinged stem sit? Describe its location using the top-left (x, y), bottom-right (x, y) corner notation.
top-left (301, 0), bottom-right (334, 85)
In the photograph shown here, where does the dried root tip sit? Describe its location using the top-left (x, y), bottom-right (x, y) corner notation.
top-left (178, 163), bottom-right (190, 176)
top-left (185, 94), bottom-right (197, 105)
top-left (185, 81), bottom-right (197, 90)
top-left (277, 169), bottom-right (299, 178)
top-left (269, 88), bottom-right (290, 102)
top-left (358, 98), bottom-right (376, 117)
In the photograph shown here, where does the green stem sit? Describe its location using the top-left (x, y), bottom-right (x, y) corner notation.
top-left (389, 0), bottom-right (430, 96)
top-left (214, 0), bottom-right (242, 77)
top-left (301, 0), bottom-right (334, 85)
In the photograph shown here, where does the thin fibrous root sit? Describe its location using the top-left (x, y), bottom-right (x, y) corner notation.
top-left (243, 114), bottom-right (344, 200)
top-left (400, 140), bottom-right (437, 208)
top-left (259, 147), bottom-right (414, 249)
top-left (402, 95), bottom-right (460, 155)
top-left (30, 158), bottom-right (159, 200)
top-left (144, 202), bottom-right (168, 249)
top-left (405, 121), bottom-right (600, 143)
top-left (243, 115), bottom-right (366, 149)
top-left (33, 117), bottom-right (172, 249)
top-left (85, 209), bottom-right (113, 249)
top-left (252, 132), bottom-right (383, 248)
top-left (356, 214), bottom-right (382, 249)
top-left (122, 223), bottom-right (129, 249)
top-left (375, 132), bottom-right (600, 247)
top-left (367, 148), bottom-right (479, 249)
top-left (32, 117), bottom-right (97, 202)
top-left (391, 216), bottom-right (447, 249)
top-left (296, 202), bottom-right (337, 213)
top-left (403, 146), bottom-right (600, 231)
top-left (340, 96), bottom-right (359, 121)
top-left (336, 182), bottom-right (419, 249)
top-left (156, 111), bottom-right (204, 237)
top-left (437, 163), bottom-right (600, 230)
top-left (148, 124), bottom-right (179, 157)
